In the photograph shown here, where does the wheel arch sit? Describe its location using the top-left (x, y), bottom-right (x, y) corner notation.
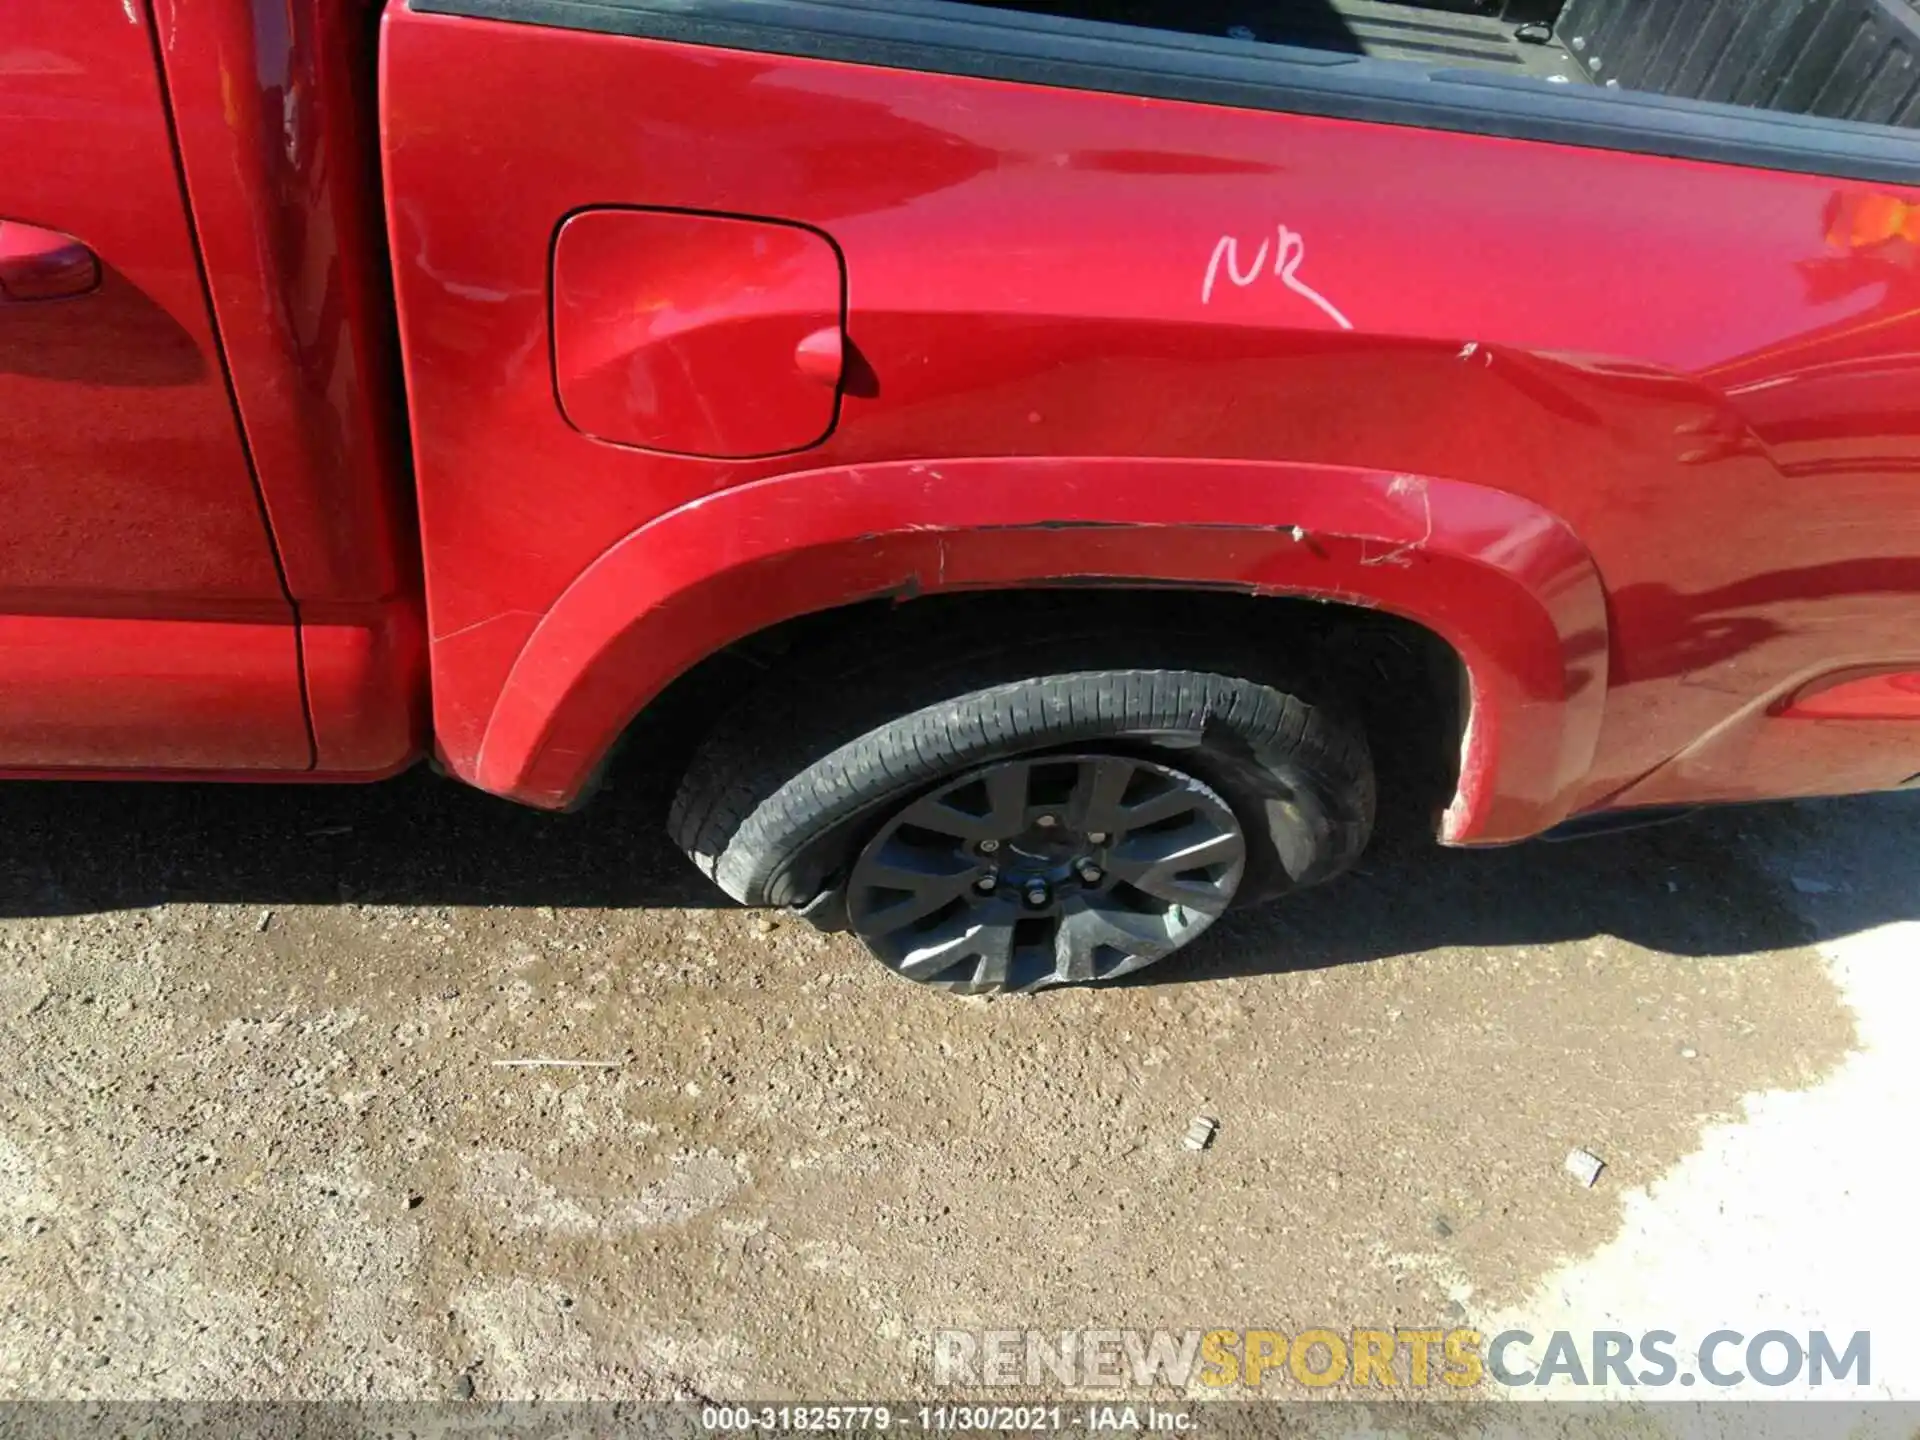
top-left (470, 456), bottom-right (1608, 844)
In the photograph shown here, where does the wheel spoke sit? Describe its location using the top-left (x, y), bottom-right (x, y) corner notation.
top-left (848, 751), bottom-right (1247, 993)
top-left (983, 762), bottom-right (1030, 831)
top-left (1119, 826), bottom-right (1244, 874)
top-left (968, 917), bottom-right (1017, 989)
top-left (897, 794), bottom-right (996, 842)
top-left (1067, 756), bottom-right (1135, 834)
top-left (895, 911), bottom-right (991, 981)
top-left (1054, 897), bottom-right (1173, 981)
top-left (1108, 868), bottom-right (1236, 913)
top-left (856, 864), bottom-right (984, 936)
top-left (1118, 782), bottom-right (1206, 831)
top-left (1104, 856), bottom-right (1239, 911)
top-left (897, 762), bottom-right (1029, 842)
top-left (1105, 821), bottom-right (1244, 913)
top-left (1056, 929), bottom-right (1098, 985)
top-left (856, 840), bottom-right (975, 894)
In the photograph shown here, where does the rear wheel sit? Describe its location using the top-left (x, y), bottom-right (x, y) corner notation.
top-left (847, 752), bottom-right (1246, 991)
top-left (669, 637), bottom-right (1374, 994)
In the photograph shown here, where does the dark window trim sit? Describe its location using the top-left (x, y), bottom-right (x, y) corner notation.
top-left (409, 0), bottom-right (1920, 186)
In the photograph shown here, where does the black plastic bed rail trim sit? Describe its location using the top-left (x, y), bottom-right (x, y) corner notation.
top-left (408, 0), bottom-right (1920, 186)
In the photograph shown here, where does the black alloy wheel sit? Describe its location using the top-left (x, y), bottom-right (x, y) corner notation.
top-left (845, 752), bottom-right (1246, 993)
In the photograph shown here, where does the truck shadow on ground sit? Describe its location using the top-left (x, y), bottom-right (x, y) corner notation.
top-left (2, 761), bottom-right (1915, 977)
top-left (1171, 791), bottom-right (1916, 985)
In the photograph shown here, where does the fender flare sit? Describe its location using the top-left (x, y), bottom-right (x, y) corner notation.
top-left (474, 457), bottom-right (1608, 843)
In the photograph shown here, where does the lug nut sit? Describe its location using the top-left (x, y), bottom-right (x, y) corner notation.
top-left (1037, 814), bottom-right (1058, 828)
top-left (1078, 863), bottom-right (1104, 885)
top-left (1024, 883), bottom-right (1051, 907)
top-left (1087, 831), bottom-right (1107, 844)
top-left (978, 839), bottom-right (1000, 853)
top-left (975, 875), bottom-right (997, 894)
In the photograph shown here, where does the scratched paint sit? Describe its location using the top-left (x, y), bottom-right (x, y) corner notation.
top-left (1201, 225), bottom-right (1354, 330)
top-left (1360, 475), bottom-right (1435, 569)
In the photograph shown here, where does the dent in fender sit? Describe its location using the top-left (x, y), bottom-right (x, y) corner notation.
top-left (469, 458), bottom-right (1607, 844)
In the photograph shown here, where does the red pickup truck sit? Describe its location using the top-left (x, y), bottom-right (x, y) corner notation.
top-left (7, 0), bottom-right (1920, 994)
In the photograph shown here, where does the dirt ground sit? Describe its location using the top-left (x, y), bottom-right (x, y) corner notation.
top-left (0, 762), bottom-right (1910, 1402)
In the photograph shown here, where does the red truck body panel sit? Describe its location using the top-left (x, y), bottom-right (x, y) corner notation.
top-left (4, 0), bottom-right (1920, 843)
top-left (378, 9), bottom-right (1920, 837)
top-left (150, 0), bottom-right (427, 775)
top-left (0, 0), bottom-right (423, 780)
top-left (471, 457), bottom-right (1607, 842)
top-left (0, 0), bottom-right (310, 770)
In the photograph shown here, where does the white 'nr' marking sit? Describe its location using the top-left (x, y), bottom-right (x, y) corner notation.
top-left (1202, 225), bottom-right (1353, 330)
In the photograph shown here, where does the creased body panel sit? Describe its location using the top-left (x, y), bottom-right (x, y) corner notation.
top-left (382, 9), bottom-right (1920, 831)
top-left (475, 458), bottom-right (1607, 841)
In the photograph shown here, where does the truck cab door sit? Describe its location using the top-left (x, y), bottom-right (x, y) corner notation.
top-left (0, 0), bottom-right (309, 772)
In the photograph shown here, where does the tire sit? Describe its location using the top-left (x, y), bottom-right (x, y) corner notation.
top-left (668, 626), bottom-right (1373, 992)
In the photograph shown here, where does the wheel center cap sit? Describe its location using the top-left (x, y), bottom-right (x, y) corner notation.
top-left (1006, 829), bottom-right (1081, 864)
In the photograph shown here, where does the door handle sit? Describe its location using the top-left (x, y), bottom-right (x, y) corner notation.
top-left (0, 221), bottom-right (100, 301)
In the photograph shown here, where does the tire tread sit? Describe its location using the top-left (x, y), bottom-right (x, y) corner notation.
top-left (670, 624), bottom-right (1375, 913)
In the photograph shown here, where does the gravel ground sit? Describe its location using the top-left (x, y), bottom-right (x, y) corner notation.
top-left (0, 764), bottom-right (1909, 1402)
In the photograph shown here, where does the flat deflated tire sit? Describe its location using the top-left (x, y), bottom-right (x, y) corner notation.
top-left (669, 638), bottom-right (1373, 994)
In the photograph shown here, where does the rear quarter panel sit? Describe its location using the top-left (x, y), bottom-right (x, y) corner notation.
top-left (380, 6), bottom-right (1920, 832)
